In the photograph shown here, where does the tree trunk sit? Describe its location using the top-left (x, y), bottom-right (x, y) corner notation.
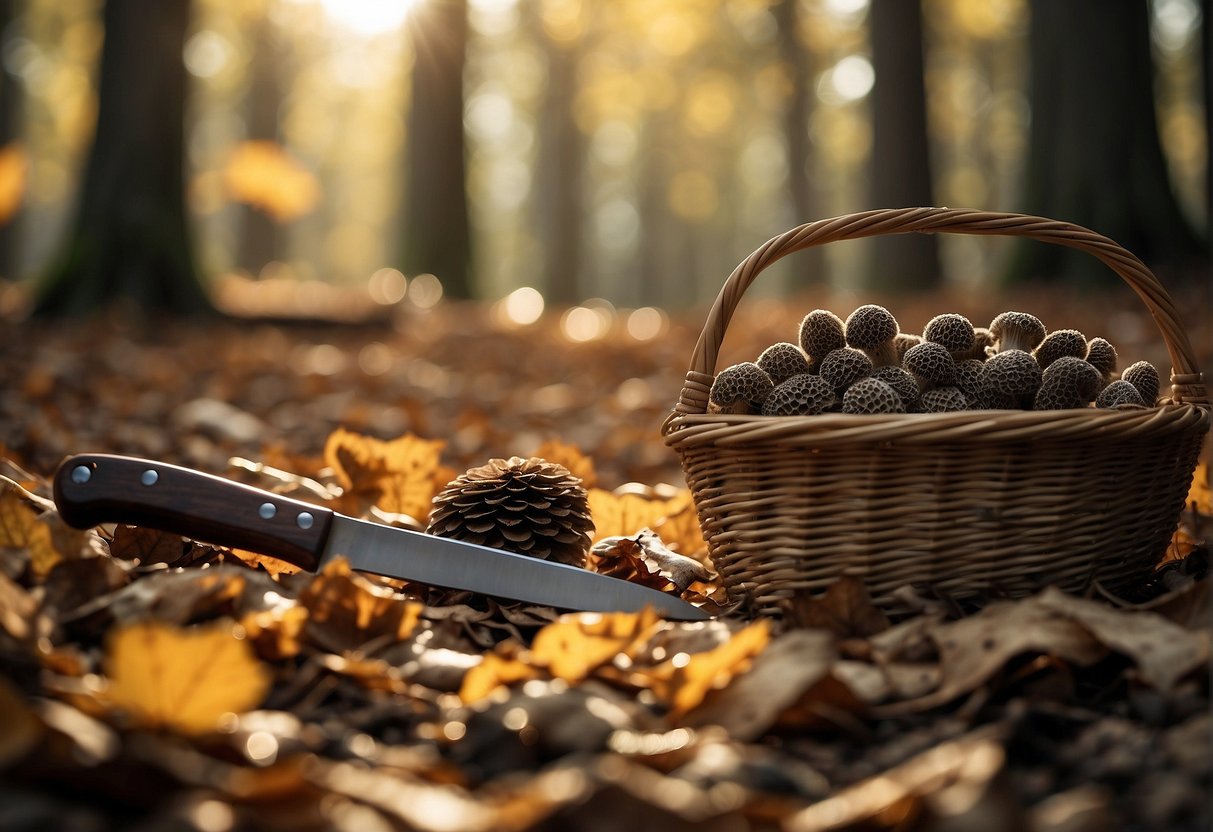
top-left (773, 0), bottom-right (825, 288)
top-left (401, 0), bottom-right (472, 298)
top-left (535, 35), bottom-right (585, 305)
top-left (1, 0), bottom-right (25, 281)
top-left (34, 0), bottom-right (211, 317)
top-left (866, 0), bottom-right (940, 292)
top-left (1006, 0), bottom-right (1204, 286)
top-left (237, 10), bottom-right (281, 276)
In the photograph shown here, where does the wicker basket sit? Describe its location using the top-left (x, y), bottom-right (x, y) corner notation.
top-left (662, 208), bottom-right (1210, 616)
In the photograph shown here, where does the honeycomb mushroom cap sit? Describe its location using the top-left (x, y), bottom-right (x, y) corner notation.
top-left (953, 359), bottom-right (984, 399)
top-left (871, 365), bottom-right (921, 411)
top-left (761, 373), bottom-right (836, 416)
top-left (709, 362), bottom-right (773, 414)
top-left (919, 387), bottom-right (969, 413)
top-left (979, 349), bottom-right (1042, 405)
top-left (842, 377), bottom-right (905, 414)
top-left (902, 341), bottom-right (956, 390)
top-left (971, 388), bottom-right (1020, 410)
top-left (845, 304), bottom-right (900, 366)
top-left (818, 347), bottom-right (874, 393)
top-left (798, 310), bottom-right (847, 365)
top-left (989, 311), bottom-right (1046, 353)
top-left (1033, 356), bottom-right (1103, 410)
top-left (756, 342), bottom-right (811, 386)
top-left (1033, 329), bottom-right (1088, 370)
top-left (1095, 379), bottom-right (1146, 409)
top-left (1121, 360), bottom-right (1160, 404)
top-left (1085, 337), bottom-right (1118, 379)
top-left (923, 313), bottom-right (975, 357)
top-left (894, 333), bottom-right (923, 363)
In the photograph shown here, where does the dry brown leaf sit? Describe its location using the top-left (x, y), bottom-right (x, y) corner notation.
top-left (102, 619), bottom-right (271, 734)
top-left (458, 645), bottom-right (541, 703)
top-left (108, 524), bottom-right (186, 566)
top-left (592, 529), bottom-right (712, 593)
top-left (682, 629), bottom-right (836, 740)
top-left (241, 605), bottom-right (308, 661)
top-left (0, 570), bottom-right (36, 640)
top-left (588, 488), bottom-right (706, 557)
top-left (229, 548), bottom-right (303, 577)
top-left (298, 557), bottom-right (423, 654)
top-left (781, 576), bottom-right (891, 639)
top-left (324, 427), bottom-right (455, 522)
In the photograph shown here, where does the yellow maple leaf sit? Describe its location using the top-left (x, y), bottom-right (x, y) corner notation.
top-left (644, 619), bottom-right (772, 720)
top-left (588, 487), bottom-right (706, 555)
top-left (0, 484), bottom-right (62, 578)
top-left (103, 620), bottom-right (271, 734)
top-left (530, 607), bottom-right (663, 682)
top-left (324, 427), bottom-right (454, 522)
top-left (533, 440), bottom-right (598, 489)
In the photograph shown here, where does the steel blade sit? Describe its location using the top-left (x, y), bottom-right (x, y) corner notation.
top-left (324, 515), bottom-right (710, 620)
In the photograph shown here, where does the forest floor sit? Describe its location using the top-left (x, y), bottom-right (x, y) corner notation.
top-left (0, 284), bottom-right (1209, 831)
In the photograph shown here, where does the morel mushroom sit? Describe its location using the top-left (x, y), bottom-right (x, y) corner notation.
top-left (1095, 379), bottom-right (1146, 409)
top-left (1084, 337), bottom-right (1118, 382)
top-left (761, 374), bottom-right (836, 416)
top-left (845, 304), bottom-right (900, 367)
top-left (871, 365), bottom-right (921, 412)
top-left (902, 341), bottom-right (956, 391)
top-left (989, 311), bottom-right (1046, 354)
top-left (818, 347), bottom-right (874, 394)
top-left (978, 349), bottom-right (1042, 408)
top-left (922, 313), bottom-right (975, 359)
top-left (1033, 329), bottom-right (1087, 370)
top-left (708, 362), bottom-right (773, 414)
top-left (953, 359), bottom-right (985, 401)
top-left (894, 333), bottom-right (923, 363)
top-left (1121, 360), bottom-right (1160, 404)
top-left (919, 387), bottom-right (969, 413)
top-left (842, 377), bottom-right (905, 414)
top-left (757, 342), bottom-right (811, 386)
top-left (798, 310), bottom-right (847, 369)
top-left (1032, 356), bottom-right (1103, 410)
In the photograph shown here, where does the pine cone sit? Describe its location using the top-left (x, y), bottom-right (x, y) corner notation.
top-left (427, 457), bottom-right (594, 568)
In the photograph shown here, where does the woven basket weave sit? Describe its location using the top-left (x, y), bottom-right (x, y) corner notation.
top-left (662, 208), bottom-right (1210, 616)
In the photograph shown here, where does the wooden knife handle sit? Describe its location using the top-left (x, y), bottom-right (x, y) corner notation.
top-left (53, 453), bottom-right (334, 572)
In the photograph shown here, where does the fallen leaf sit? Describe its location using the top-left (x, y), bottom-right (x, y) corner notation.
top-left (108, 525), bottom-right (187, 566)
top-left (530, 607), bottom-right (663, 682)
top-left (592, 529), bottom-right (712, 592)
top-left (241, 605), bottom-right (308, 661)
top-left (643, 619), bottom-right (772, 721)
top-left (458, 645), bottom-right (539, 703)
top-left (325, 428), bottom-right (455, 522)
top-left (1186, 462), bottom-right (1210, 516)
top-left (533, 440), bottom-right (598, 489)
top-left (589, 487), bottom-right (707, 557)
top-left (298, 557), bottom-right (423, 654)
top-left (102, 619), bottom-right (271, 734)
top-left (0, 570), bottom-right (36, 639)
top-left (781, 576), bottom-right (891, 639)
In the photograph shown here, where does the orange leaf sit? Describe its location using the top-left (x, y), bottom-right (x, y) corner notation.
top-left (241, 605), bottom-right (308, 661)
top-left (298, 557), bottom-right (423, 653)
top-left (643, 619), bottom-right (772, 720)
top-left (0, 142), bottom-right (28, 225)
top-left (588, 487), bottom-right (706, 556)
top-left (530, 607), bottom-right (663, 682)
top-left (1187, 462), bottom-right (1211, 517)
top-left (0, 483), bottom-right (62, 578)
top-left (222, 140), bottom-right (319, 222)
top-left (533, 440), bottom-right (598, 489)
top-left (458, 648), bottom-right (542, 703)
top-left (324, 427), bottom-right (454, 523)
top-left (103, 620), bottom-right (271, 734)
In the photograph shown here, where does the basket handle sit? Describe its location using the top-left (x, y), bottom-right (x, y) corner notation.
top-left (670, 207), bottom-right (1208, 418)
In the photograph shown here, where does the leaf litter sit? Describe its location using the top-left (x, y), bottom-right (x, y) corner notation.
top-left (0, 309), bottom-right (1209, 830)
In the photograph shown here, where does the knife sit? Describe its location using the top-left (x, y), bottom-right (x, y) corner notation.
top-left (52, 454), bottom-right (709, 620)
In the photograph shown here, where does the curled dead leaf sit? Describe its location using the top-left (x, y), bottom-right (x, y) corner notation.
top-left (592, 529), bottom-right (712, 593)
top-left (298, 557), bottom-right (423, 654)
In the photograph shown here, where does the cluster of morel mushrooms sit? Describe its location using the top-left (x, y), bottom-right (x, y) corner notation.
top-left (709, 306), bottom-right (1160, 416)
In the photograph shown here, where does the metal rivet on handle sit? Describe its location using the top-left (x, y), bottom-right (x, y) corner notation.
top-left (296, 512), bottom-right (314, 530)
top-left (141, 470), bottom-right (159, 486)
top-left (70, 465), bottom-right (92, 484)
top-left (259, 502), bottom-right (277, 520)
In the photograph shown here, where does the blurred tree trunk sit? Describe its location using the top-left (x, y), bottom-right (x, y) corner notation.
top-left (535, 27), bottom-right (584, 304)
top-left (34, 0), bottom-right (211, 317)
top-left (773, 0), bottom-right (825, 288)
top-left (1006, 0), bottom-right (1204, 286)
top-left (866, 0), bottom-right (940, 291)
top-left (401, 0), bottom-right (472, 298)
top-left (1, 0), bottom-right (26, 281)
top-left (237, 10), bottom-right (281, 276)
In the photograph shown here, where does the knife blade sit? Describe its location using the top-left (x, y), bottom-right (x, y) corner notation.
top-left (52, 453), bottom-right (709, 620)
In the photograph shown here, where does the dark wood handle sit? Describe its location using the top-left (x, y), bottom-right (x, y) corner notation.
top-left (53, 453), bottom-right (334, 572)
